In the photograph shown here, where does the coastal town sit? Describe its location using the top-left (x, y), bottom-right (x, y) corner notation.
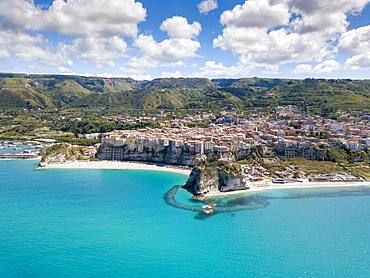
top-left (2, 106), bottom-right (369, 196)
top-left (99, 107), bottom-right (370, 164)
top-left (92, 108), bottom-right (369, 194)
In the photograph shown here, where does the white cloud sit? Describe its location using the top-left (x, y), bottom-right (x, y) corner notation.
top-left (0, 0), bottom-right (147, 70)
top-left (121, 55), bottom-right (188, 80)
top-left (220, 0), bottom-right (289, 28)
top-left (134, 16), bottom-right (202, 67)
top-left (194, 61), bottom-right (252, 78)
top-left (294, 60), bottom-right (340, 74)
top-left (119, 58), bottom-right (154, 80)
top-left (0, 49), bottom-right (9, 59)
top-left (339, 25), bottom-right (370, 54)
top-left (126, 56), bottom-right (159, 69)
top-left (0, 27), bottom-right (72, 67)
top-left (345, 53), bottom-right (370, 69)
top-left (338, 24), bottom-right (370, 69)
top-left (135, 34), bottom-right (201, 62)
top-left (294, 64), bottom-right (313, 74)
top-left (287, 0), bottom-right (369, 18)
top-left (313, 60), bottom-right (340, 73)
top-left (161, 71), bottom-right (183, 78)
top-left (214, 0), bottom-right (370, 72)
top-left (0, 0), bottom-right (147, 37)
top-left (121, 69), bottom-right (153, 81)
top-left (287, 0), bottom-right (368, 37)
top-left (160, 16), bottom-right (201, 39)
top-left (198, 0), bottom-right (218, 15)
top-left (68, 36), bottom-right (127, 67)
top-left (125, 16), bottom-right (203, 79)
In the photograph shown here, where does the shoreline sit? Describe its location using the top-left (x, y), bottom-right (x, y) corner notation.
top-left (38, 160), bottom-right (192, 175)
top-left (18, 158), bottom-right (370, 197)
top-left (205, 180), bottom-right (370, 197)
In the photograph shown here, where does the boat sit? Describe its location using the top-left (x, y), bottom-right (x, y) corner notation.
top-left (202, 204), bottom-right (216, 215)
top-left (272, 178), bottom-right (289, 184)
top-left (23, 150), bottom-right (37, 155)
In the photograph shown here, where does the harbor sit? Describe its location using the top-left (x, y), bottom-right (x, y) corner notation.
top-left (0, 153), bottom-right (40, 159)
top-left (0, 141), bottom-right (42, 159)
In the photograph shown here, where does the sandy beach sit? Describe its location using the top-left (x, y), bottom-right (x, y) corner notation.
top-left (38, 160), bottom-right (192, 175)
top-left (205, 180), bottom-right (370, 197)
top-left (38, 160), bottom-right (369, 196)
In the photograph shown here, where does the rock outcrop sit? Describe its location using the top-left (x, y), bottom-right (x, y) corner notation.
top-left (183, 162), bottom-right (249, 195)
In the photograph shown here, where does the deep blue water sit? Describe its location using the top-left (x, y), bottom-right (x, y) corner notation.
top-left (0, 160), bottom-right (369, 277)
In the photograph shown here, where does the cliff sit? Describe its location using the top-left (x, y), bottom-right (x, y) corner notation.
top-left (97, 142), bottom-right (206, 167)
top-left (183, 162), bottom-right (249, 195)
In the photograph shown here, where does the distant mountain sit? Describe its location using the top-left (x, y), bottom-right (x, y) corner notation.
top-left (0, 73), bottom-right (369, 112)
top-left (144, 78), bottom-right (215, 90)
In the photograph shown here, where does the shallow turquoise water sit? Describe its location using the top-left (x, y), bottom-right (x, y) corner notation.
top-left (0, 160), bottom-right (369, 277)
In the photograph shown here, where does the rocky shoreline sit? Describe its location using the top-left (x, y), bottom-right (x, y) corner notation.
top-left (181, 161), bottom-right (369, 197)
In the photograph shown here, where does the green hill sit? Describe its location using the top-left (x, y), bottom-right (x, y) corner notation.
top-left (0, 78), bottom-right (54, 109)
top-left (0, 73), bottom-right (369, 112)
top-left (144, 78), bottom-right (214, 90)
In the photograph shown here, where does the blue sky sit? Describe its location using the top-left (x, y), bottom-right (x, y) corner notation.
top-left (0, 0), bottom-right (370, 79)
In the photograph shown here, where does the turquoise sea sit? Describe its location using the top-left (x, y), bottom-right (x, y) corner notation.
top-left (0, 160), bottom-right (369, 277)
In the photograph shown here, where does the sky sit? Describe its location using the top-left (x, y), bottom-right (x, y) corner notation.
top-left (0, 0), bottom-right (370, 80)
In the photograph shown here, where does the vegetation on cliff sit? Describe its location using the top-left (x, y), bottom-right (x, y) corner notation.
top-left (263, 158), bottom-right (370, 181)
top-left (40, 143), bottom-right (97, 163)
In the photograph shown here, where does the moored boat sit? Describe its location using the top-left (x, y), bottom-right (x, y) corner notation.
top-left (202, 204), bottom-right (216, 215)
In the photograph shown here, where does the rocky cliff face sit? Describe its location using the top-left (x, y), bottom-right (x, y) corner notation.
top-left (97, 144), bottom-right (205, 166)
top-left (218, 170), bottom-right (249, 192)
top-left (183, 162), bottom-right (249, 195)
top-left (183, 166), bottom-right (218, 195)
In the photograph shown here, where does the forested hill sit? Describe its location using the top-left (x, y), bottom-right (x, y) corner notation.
top-left (0, 73), bottom-right (369, 112)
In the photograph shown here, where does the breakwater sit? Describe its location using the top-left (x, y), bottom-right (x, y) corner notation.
top-left (164, 184), bottom-right (269, 219)
top-left (0, 154), bottom-right (39, 159)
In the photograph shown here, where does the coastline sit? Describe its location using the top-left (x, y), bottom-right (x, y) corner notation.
top-left (205, 180), bottom-right (370, 197)
top-left (38, 160), bottom-right (192, 176)
top-left (32, 159), bottom-right (370, 197)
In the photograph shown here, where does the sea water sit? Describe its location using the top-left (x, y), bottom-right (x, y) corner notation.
top-left (0, 160), bottom-right (369, 277)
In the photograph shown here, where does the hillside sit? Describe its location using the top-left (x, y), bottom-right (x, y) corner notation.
top-left (144, 78), bottom-right (214, 90)
top-left (0, 73), bottom-right (369, 112)
top-left (0, 78), bottom-right (55, 109)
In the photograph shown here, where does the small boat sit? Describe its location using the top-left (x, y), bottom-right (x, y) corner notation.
top-left (272, 178), bottom-right (289, 184)
top-left (23, 150), bottom-right (36, 154)
top-left (202, 204), bottom-right (216, 215)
